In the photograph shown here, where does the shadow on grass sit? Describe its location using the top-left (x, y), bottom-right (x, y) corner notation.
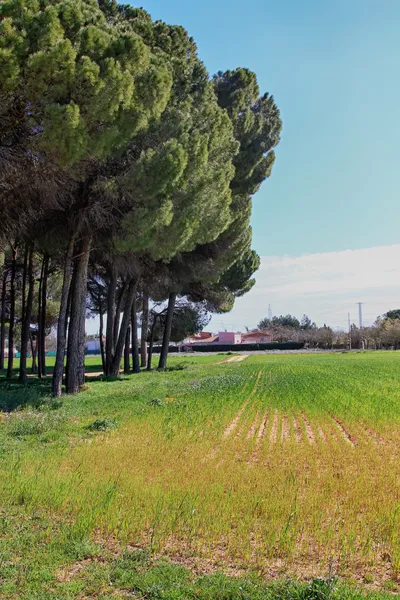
top-left (0, 374), bottom-right (52, 412)
top-left (0, 360), bottom-right (178, 411)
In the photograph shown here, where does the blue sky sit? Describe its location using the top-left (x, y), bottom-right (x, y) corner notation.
top-left (88, 1), bottom-right (400, 334)
top-left (139, 0), bottom-right (400, 257)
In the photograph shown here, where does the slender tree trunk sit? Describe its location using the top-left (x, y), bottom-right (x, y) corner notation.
top-left (63, 265), bottom-right (75, 386)
top-left (105, 268), bottom-right (117, 376)
top-left (110, 280), bottom-right (137, 377)
top-left (131, 300), bottom-right (140, 374)
top-left (99, 305), bottom-right (106, 373)
top-left (77, 259), bottom-right (87, 389)
top-left (124, 326), bottom-right (130, 373)
top-left (39, 255), bottom-right (49, 377)
top-left (19, 245), bottom-right (34, 383)
top-left (158, 292), bottom-right (177, 370)
top-left (52, 233), bottom-right (76, 397)
top-left (21, 244), bottom-right (28, 326)
top-left (66, 236), bottom-right (91, 394)
top-left (29, 333), bottom-right (36, 372)
top-left (6, 244), bottom-right (17, 378)
top-left (0, 269), bottom-right (7, 370)
top-left (64, 269), bottom-right (74, 341)
top-left (147, 315), bottom-right (157, 371)
top-left (140, 291), bottom-right (149, 368)
top-left (33, 338), bottom-right (38, 372)
top-left (113, 281), bottom-right (127, 356)
top-left (37, 257), bottom-right (44, 378)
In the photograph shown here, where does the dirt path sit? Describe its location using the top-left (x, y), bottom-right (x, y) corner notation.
top-left (216, 354), bottom-right (249, 365)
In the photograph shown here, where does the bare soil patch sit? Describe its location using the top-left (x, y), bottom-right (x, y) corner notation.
top-left (292, 415), bottom-right (302, 443)
top-left (269, 409), bottom-right (279, 444)
top-left (331, 416), bottom-right (358, 447)
top-left (302, 415), bottom-right (315, 444)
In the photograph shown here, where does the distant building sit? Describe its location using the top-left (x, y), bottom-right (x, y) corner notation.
top-left (86, 338), bottom-right (101, 353)
top-left (241, 330), bottom-right (273, 344)
top-left (184, 331), bottom-right (242, 347)
top-left (182, 329), bottom-right (274, 350)
top-left (3, 346), bottom-right (17, 358)
top-left (218, 331), bottom-right (242, 345)
top-left (184, 331), bottom-right (214, 343)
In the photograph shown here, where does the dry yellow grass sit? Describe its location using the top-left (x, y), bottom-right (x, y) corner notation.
top-left (2, 352), bottom-right (400, 586)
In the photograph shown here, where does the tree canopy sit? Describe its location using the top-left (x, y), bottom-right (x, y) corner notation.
top-left (0, 0), bottom-right (282, 388)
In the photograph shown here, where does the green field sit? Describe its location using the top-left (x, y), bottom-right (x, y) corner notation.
top-left (1, 352), bottom-right (400, 599)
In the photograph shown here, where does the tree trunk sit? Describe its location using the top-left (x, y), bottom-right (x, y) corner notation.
top-left (113, 281), bottom-right (127, 357)
top-left (140, 291), bottom-right (149, 368)
top-left (66, 236), bottom-right (91, 394)
top-left (29, 333), bottom-right (37, 373)
top-left (105, 267), bottom-right (117, 376)
top-left (19, 245), bottom-right (34, 384)
top-left (131, 300), bottom-right (140, 374)
top-left (64, 268), bottom-right (74, 341)
top-left (0, 269), bottom-right (7, 370)
top-left (52, 233), bottom-right (76, 397)
top-left (6, 244), bottom-right (17, 378)
top-left (124, 326), bottom-right (130, 373)
top-left (147, 315), bottom-right (157, 371)
top-left (21, 244), bottom-right (28, 327)
top-left (37, 257), bottom-right (44, 378)
top-left (39, 255), bottom-right (49, 377)
top-left (77, 276), bottom-right (87, 389)
top-left (110, 280), bottom-right (137, 377)
top-left (32, 338), bottom-right (39, 372)
top-left (158, 292), bottom-right (177, 370)
top-left (99, 305), bottom-right (106, 373)
top-left (63, 264), bottom-right (75, 387)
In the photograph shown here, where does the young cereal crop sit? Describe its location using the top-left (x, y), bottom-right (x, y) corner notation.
top-left (1, 352), bottom-right (400, 597)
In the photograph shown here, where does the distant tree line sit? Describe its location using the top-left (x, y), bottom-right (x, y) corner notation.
top-left (258, 311), bottom-right (400, 349)
top-left (0, 0), bottom-right (281, 394)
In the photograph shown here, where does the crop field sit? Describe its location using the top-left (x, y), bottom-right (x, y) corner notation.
top-left (1, 351), bottom-right (400, 598)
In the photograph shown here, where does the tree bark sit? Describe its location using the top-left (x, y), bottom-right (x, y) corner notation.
top-left (99, 304), bottom-right (106, 373)
top-left (66, 236), bottom-right (91, 394)
top-left (105, 267), bottom-right (117, 376)
top-left (124, 326), bottom-right (130, 373)
top-left (29, 333), bottom-right (37, 373)
top-left (147, 315), bottom-right (157, 371)
top-left (37, 257), bottom-right (44, 378)
top-left (63, 264), bottom-right (75, 386)
top-left (158, 292), bottom-right (177, 370)
top-left (64, 268), bottom-right (74, 341)
top-left (21, 244), bottom-right (28, 327)
top-left (140, 291), bottom-right (149, 368)
top-left (6, 244), bottom-right (17, 378)
top-left (77, 279), bottom-right (87, 389)
top-left (113, 281), bottom-right (127, 357)
top-left (131, 300), bottom-right (140, 374)
top-left (52, 233), bottom-right (76, 397)
top-left (110, 279), bottom-right (137, 377)
top-left (39, 255), bottom-right (49, 377)
top-left (19, 245), bottom-right (34, 384)
top-left (0, 269), bottom-right (7, 370)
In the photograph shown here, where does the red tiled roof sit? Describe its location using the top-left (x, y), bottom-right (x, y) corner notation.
top-left (188, 335), bottom-right (220, 345)
top-left (242, 330), bottom-right (272, 338)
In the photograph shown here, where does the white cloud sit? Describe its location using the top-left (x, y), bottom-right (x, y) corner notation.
top-left (208, 244), bottom-right (400, 332)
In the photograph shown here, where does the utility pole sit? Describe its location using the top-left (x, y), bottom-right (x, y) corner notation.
top-left (268, 304), bottom-right (272, 321)
top-left (357, 302), bottom-right (363, 328)
top-left (348, 313), bottom-right (352, 350)
top-left (357, 302), bottom-right (364, 349)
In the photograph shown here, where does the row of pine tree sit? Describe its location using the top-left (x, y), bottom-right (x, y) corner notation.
top-left (0, 0), bottom-right (281, 395)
